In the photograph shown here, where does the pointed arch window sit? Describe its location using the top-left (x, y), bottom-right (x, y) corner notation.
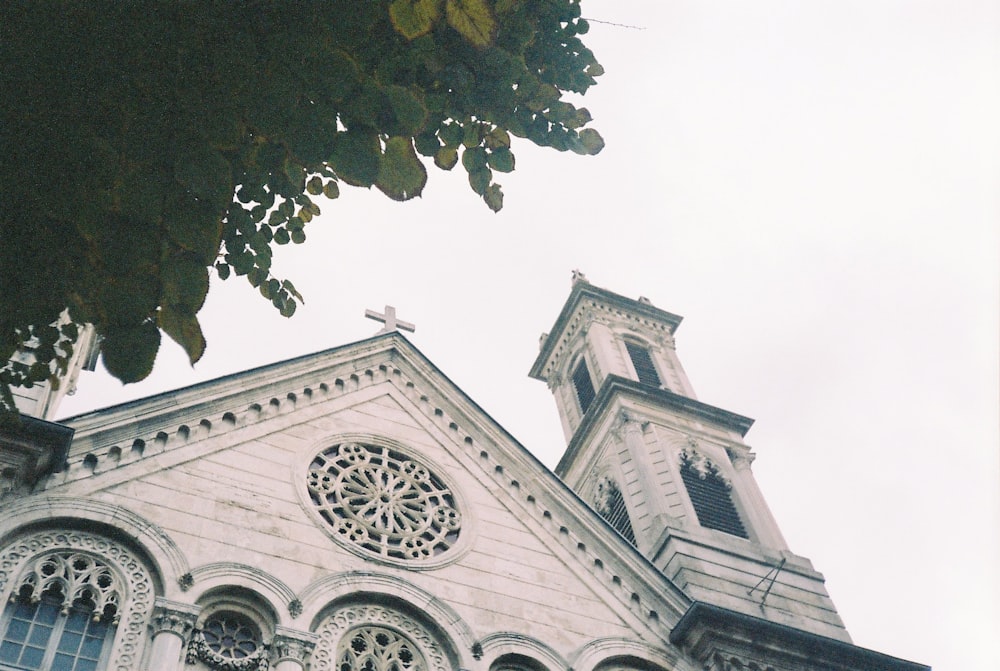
top-left (624, 341), bottom-right (661, 388)
top-left (0, 552), bottom-right (120, 671)
top-left (572, 358), bottom-right (596, 414)
top-left (594, 476), bottom-right (636, 546)
top-left (679, 451), bottom-right (749, 539)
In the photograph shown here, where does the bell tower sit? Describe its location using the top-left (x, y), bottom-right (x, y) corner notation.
top-left (529, 274), bottom-right (850, 641)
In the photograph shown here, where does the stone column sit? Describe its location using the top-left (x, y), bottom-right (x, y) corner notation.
top-left (271, 626), bottom-right (318, 671)
top-left (730, 452), bottom-right (789, 550)
top-left (147, 597), bottom-right (200, 671)
top-left (618, 410), bottom-right (677, 552)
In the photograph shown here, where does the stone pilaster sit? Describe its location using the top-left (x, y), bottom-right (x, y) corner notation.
top-left (271, 626), bottom-right (319, 671)
top-left (147, 597), bottom-right (200, 671)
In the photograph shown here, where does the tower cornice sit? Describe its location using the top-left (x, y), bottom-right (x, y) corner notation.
top-left (556, 375), bottom-right (755, 477)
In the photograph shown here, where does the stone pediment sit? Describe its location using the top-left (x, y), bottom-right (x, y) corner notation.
top-left (50, 333), bottom-right (692, 646)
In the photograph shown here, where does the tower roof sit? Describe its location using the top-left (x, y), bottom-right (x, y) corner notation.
top-left (529, 280), bottom-right (683, 382)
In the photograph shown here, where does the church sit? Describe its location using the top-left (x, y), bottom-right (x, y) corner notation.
top-left (0, 276), bottom-right (928, 671)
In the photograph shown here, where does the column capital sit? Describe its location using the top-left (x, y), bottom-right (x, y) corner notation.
top-left (150, 597), bottom-right (200, 639)
top-left (271, 626), bottom-right (319, 666)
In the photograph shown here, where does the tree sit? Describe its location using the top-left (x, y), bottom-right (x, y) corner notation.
top-left (0, 0), bottom-right (603, 414)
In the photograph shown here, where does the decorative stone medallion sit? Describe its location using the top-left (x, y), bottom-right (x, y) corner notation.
top-left (306, 442), bottom-right (462, 562)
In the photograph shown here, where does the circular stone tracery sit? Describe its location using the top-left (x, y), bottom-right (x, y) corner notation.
top-left (307, 442), bottom-right (462, 561)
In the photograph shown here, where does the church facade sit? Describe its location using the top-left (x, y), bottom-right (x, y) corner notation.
top-left (0, 278), bottom-right (928, 671)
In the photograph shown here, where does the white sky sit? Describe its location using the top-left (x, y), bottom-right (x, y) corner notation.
top-left (59, 2), bottom-right (999, 669)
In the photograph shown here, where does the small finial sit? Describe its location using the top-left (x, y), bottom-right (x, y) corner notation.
top-left (571, 269), bottom-right (589, 285)
top-left (364, 305), bottom-right (415, 335)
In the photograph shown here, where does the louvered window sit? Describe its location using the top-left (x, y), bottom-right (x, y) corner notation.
top-left (572, 358), bottom-right (596, 414)
top-left (625, 342), bottom-right (661, 387)
top-left (594, 477), bottom-right (637, 546)
top-left (680, 453), bottom-right (749, 538)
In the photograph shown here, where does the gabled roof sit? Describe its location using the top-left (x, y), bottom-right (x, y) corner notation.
top-left (52, 332), bottom-right (694, 642)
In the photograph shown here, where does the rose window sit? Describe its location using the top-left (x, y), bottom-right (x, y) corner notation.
top-left (186, 612), bottom-right (267, 670)
top-left (307, 442), bottom-right (462, 560)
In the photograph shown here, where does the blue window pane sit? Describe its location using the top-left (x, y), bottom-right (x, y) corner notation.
top-left (5, 616), bottom-right (29, 642)
top-left (0, 639), bottom-right (22, 663)
top-left (57, 630), bottom-right (83, 654)
top-left (27, 622), bottom-right (54, 647)
top-left (52, 651), bottom-right (75, 671)
top-left (81, 633), bottom-right (104, 659)
top-left (76, 658), bottom-right (98, 671)
top-left (20, 644), bottom-right (45, 669)
top-left (12, 600), bottom-right (36, 618)
top-left (64, 610), bottom-right (89, 633)
top-left (36, 601), bottom-right (60, 625)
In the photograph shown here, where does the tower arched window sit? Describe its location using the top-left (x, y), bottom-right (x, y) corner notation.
top-left (0, 552), bottom-right (121, 671)
top-left (624, 341), bottom-right (661, 388)
top-left (572, 357), bottom-right (596, 414)
top-left (679, 451), bottom-right (749, 539)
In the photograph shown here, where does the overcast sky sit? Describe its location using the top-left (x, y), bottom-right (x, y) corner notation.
top-left (59, 2), bottom-right (998, 669)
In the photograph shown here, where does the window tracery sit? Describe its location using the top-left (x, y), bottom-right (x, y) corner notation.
top-left (306, 443), bottom-right (462, 561)
top-left (338, 625), bottom-right (424, 671)
top-left (0, 533), bottom-right (152, 671)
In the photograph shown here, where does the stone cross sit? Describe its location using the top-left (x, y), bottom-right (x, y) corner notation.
top-left (364, 305), bottom-right (416, 335)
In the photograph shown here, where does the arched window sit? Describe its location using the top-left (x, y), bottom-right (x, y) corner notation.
top-left (0, 552), bottom-right (120, 671)
top-left (572, 357), bottom-right (596, 414)
top-left (624, 341), bottom-right (661, 388)
top-left (679, 451), bottom-right (748, 539)
top-left (593, 476), bottom-right (636, 546)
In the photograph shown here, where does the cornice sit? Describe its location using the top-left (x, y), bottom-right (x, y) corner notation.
top-left (557, 376), bottom-right (755, 477)
top-left (670, 602), bottom-right (930, 671)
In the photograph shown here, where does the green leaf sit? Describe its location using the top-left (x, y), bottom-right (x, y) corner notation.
top-left (439, 123), bottom-right (464, 148)
top-left (461, 146), bottom-right (488, 172)
top-left (434, 146), bottom-right (459, 170)
top-left (328, 129), bottom-right (380, 187)
top-left (101, 322), bottom-right (161, 383)
top-left (483, 183), bottom-right (503, 212)
top-left (215, 262), bottom-right (231, 280)
top-left (323, 180), bottom-right (341, 199)
top-left (376, 137), bottom-right (427, 201)
top-left (578, 128), bottom-right (605, 155)
top-left (306, 176), bottom-right (324, 195)
top-left (487, 147), bottom-right (515, 172)
top-left (161, 253), bottom-right (210, 314)
top-left (158, 307), bottom-right (206, 365)
top-left (446, 0), bottom-right (496, 47)
top-left (282, 279), bottom-right (304, 302)
top-left (468, 166), bottom-right (491, 195)
top-left (389, 0), bottom-right (443, 40)
top-left (384, 85), bottom-right (429, 136)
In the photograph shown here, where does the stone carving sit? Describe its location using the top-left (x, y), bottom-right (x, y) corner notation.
top-left (271, 631), bottom-right (316, 666)
top-left (679, 446), bottom-right (732, 487)
top-left (150, 605), bottom-right (197, 639)
top-left (0, 530), bottom-right (154, 671)
top-left (311, 604), bottom-right (448, 671)
top-left (306, 443), bottom-right (461, 561)
top-left (186, 612), bottom-right (268, 670)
